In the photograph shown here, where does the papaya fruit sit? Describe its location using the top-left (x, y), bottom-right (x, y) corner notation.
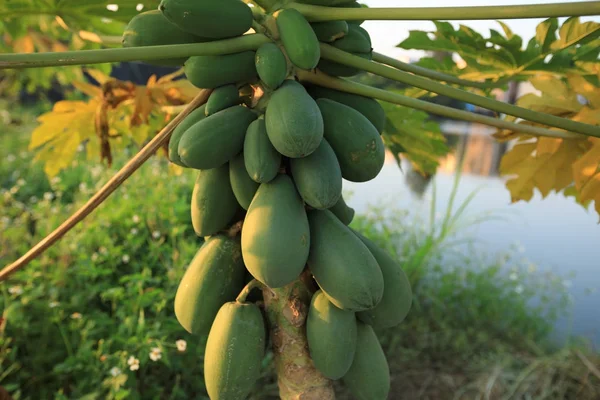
top-left (190, 164), bottom-right (240, 237)
top-left (159, 0), bottom-right (253, 39)
top-left (342, 322), bottom-right (390, 400)
top-left (332, 24), bottom-right (371, 54)
top-left (265, 80), bottom-right (323, 158)
top-left (329, 194), bottom-right (355, 225)
top-left (353, 231), bottom-right (413, 329)
top-left (255, 43), bottom-right (288, 90)
top-left (307, 290), bottom-right (357, 379)
top-left (229, 153), bottom-right (259, 210)
top-left (317, 51), bottom-right (372, 77)
top-left (205, 85), bottom-right (240, 116)
top-left (306, 85), bottom-right (385, 133)
top-left (184, 51), bottom-right (257, 89)
top-left (307, 209), bottom-right (383, 311)
top-left (317, 99), bottom-right (385, 182)
top-left (290, 139), bottom-right (342, 209)
top-left (244, 118), bottom-right (282, 183)
top-left (122, 10), bottom-right (206, 66)
top-left (168, 104), bottom-right (207, 167)
top-left (174, 235), bottom-right (246, 336)
top-left (242, 175), bottom-right (310, 288)
top-left (274, 9), bottom-right (320, 70)
top-left (178, 105), bottom-right (257, 170)
top-left (351, 24), bottom-right (372, 47)
top-left (204, 302), bottom-right (266, 400)
top-left (311, 21), bottom-right (349, 42)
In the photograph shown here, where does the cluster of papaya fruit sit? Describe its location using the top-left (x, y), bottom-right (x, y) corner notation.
top-left (123, 1), bottom-right (412, 399)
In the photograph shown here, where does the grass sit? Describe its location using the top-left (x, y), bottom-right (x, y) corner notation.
top-left (1, 106), bottom-right (599, 399)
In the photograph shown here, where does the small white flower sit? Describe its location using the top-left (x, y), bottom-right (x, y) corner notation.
top-left (152, 230), bottom-right (161, 239)
top-left (16, 179), bottom-right (26, 186)
top-left (9, 186), bottom-right (18, 194)
top-left (8, 286), bottom-right (23, 295)
top-left (91, 252), bottom-right (99, 262)
top-left (43, 192), bottom-right (54, 201)
top-left (51, 206), bottom-right (58, 214)
top-left (514, 285), bottom-right (524, 294)
top-left (99, 246), bottom-right (108, 255)
top-left (77, 144), bottom-right (85, 152)
top-left (71, 312), bottom-right (83, 319)
top-left (149, 347), bottom-right (162, 361)
top-left (176, 340), bottom-right (187, 352)
top-left (49, 301), bottom-right (60, 308)
top-left (51, 176), bottom-right (61, 184)
top-left (110, 367), bottom-right (121, 377)
top-left (79, 182), bottom-right (88, 192)
top-left (130, 228), bottom-right (138, 235)
top-left (509, 273), bottom-right (518, 281)
top-left (562, 280), bottom-right (572, 288)
top-left (127, 356), bottom-right (140, 371)
top-left (527, 263), bottom-right (537, 274)
top-left (136, 3), bottom-right (144, 11)
top-left (6, 154), bottom-right (16, 163)
top-left (29, 196), bottom-right (38, 203)
top-left (132, 215), bottom-right (140, 224)
top-left (122, 254), bottom-right (130, 264)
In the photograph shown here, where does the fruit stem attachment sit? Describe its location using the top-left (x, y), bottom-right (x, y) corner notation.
top-left (0, 34), bottom-right (271, 69)
top-left (0, 90), bottom-right (213, 282)
top-left (236, 279), bottom-right (264, 303)
top-left (286, 2), bottom-right (600, 21)
top-left (372, 52), bottom-right (495, 90)
top-left (319, 44), bottom-right (600, 138)
top-left (296, 70), bottom-right (583, 140)
top-left (262, 280), bottom-right (335, 400)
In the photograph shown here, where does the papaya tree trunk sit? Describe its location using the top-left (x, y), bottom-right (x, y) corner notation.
top-left (262, 278), bottom-right (335, 400)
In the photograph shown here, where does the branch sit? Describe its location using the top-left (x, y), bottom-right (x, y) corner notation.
top-left (0, 34), bottom-right (271, 69)
top-left (371, 52), bottom-right (495, 90)
top-left (286, 2), bottom-right (600, 21)
top-left (0, 90), bottom-right (213, 282)
top-left (319, 45), bottom-right (600, 138)
top-left (296, 70), bottom-right (583, 140)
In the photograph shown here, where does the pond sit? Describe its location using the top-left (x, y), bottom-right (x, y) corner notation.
top-left (345, 123), bottom-right (600, 348)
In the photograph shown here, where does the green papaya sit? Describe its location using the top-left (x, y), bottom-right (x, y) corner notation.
top-left (342, 322), bottom-right (390, 400)
top-left (244, 118), bottom-right (282, 183)
top-left (307, 290), bottom-right (357, 379)
top-left (205, 85), bottom-right (240, 116)
top-left (122, 10), bottom-right (207, 66)
top-left (329, 195), bottom-right (355, 225)
top-left (317, 51), bottom-right (372, 77)
top-left (190, 164), bottom-right (240, 237)
top-left (159, 0), bottom-right (253, 39)
top-left (265, 80), bottom-right (323, 158)
top-left (178, 105), bottom-right (257, 170)
top-left (332, 24), bottom-right (371, 54)
top-left (185, 51), bottom-right (257, 89)
top-left (174, 236), bottom-right (246, 336)
top-left (351, 24), bottom-right (372, 46)
top-left (168, 104), bottom-right (207, 167)
top-left (305, 85), bottom-right (385, 133)
top-left (311, 21), bottom-right (349, 42)
top-left (255, 43), bottom-right (288, 90)
top-left (229, 153), bottom-right (259, 210)
top-left (353, 231), bottom-right (413, 329)
top-left (317, 99), bottom-right (385, 182)
top-left (242, 175), bottom-right (310, 288)
top-left (204, 302), bottom-right (265, 400)
top-left (274, 9), bottom-right (320, 70)
top-left (307, 210), bottom-right (383, 311)
top-left (290, 139), bottom-right (342, 209)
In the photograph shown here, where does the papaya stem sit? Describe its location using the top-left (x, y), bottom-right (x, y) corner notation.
top-left (372, 52), bottom-right (495, 90)
top-left (262, 280), bottom-right (335, 400)
top-left (0, 34), bottom-right (271, 69)
top-left (319, 45), bottom-right (600, 138)
top-left (0, 90), bottom-right (213, 282)
top-left (286, 2), bottom-right (600, 21)
top-left (236, 279), bottom-right (264, 303)
top-left (296, 70), bottom-right (583, 140)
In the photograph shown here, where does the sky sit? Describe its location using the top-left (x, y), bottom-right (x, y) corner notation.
top-left (361, 0), bottom-right (600, 60)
